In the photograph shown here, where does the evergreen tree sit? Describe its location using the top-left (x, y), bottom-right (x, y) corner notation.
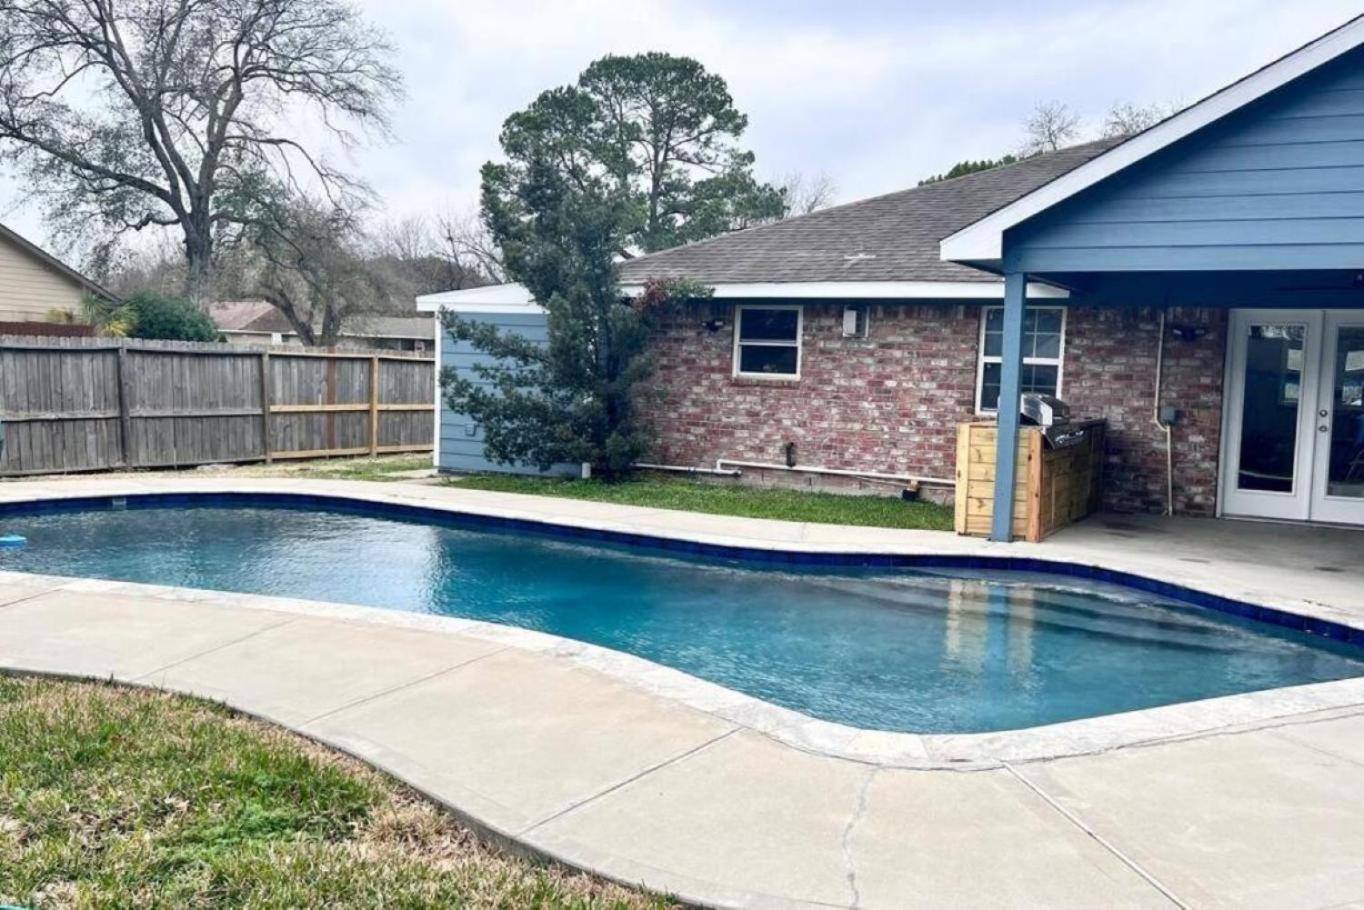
top-left (441, 142), bottom-right (706, 476)
top-left (439, 54), bottom-right (785, 476)
top-left (497, 53), bottom-right (786, 254)
top-left (919, 156), bottom-right (1020, 186)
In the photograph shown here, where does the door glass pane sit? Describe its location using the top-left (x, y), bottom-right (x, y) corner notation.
top-left (1326, 326), bottom-right (1364, 499)
top-left (1237, 323), bottom-right (1305, 493)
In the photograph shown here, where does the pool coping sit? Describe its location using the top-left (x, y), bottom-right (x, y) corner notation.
top-left (0, 478), bottom-right (1361, 768)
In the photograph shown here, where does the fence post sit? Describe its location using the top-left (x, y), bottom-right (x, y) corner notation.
top-left (324, 349), bottom-right (338, 451)
top-left (115, 345), bottom-right (134, 468)
top-left (259, 350), bottom-right (273, 463)
top-left (368, 355), bottom-right (380, 456)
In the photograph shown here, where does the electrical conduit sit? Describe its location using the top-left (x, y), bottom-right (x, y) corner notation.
top-left (1153, 309), bottom-right (1174, 516)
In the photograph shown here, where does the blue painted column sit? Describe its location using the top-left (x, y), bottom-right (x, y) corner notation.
top-left (990, 272), bottom-right (1027, 542)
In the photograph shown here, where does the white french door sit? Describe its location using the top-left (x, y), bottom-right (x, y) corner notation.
top-left (1222, 309), bottom-right (1364, 526)
top-left (1310, 312), bottom-right (1364, 524)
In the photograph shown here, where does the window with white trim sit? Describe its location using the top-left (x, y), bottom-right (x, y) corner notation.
top-left (733, 305), bottom-right (802, 378)
top-left (976, 306), bottom-right (1065, 412)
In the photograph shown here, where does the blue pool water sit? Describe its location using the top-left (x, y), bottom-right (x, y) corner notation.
top-left (2, 499), bottom-right (1361, 733)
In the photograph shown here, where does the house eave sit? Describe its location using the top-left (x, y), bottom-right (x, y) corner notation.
top-left (417, 280), bottom-right (1069, 312)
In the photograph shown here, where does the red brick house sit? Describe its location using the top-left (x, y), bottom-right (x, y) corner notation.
top-left (613, 140), bottom-right (1231, 516)
top-left (424, 16), bottom-right (1364, 532)
top-left (426, 144), bottom-right (1227, 517)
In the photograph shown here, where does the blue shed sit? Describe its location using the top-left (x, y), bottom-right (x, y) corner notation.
top-left (417, 284), bottom-right (579, 477)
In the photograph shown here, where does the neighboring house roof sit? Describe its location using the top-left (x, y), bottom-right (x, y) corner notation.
top-left (349, 315), bottom-right (437, 340)
top-left (613, 139), bottom-right (1119, 288)
top-left (211, 300), bottom-right (277, 331)
top-left (211, 300), bottom-right (434, 339)
top-left (941, 14), bottom-right (1364, 266)
top-left (0, 222), bottom-right (117, 301)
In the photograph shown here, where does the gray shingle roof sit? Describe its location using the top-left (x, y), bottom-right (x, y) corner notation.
top-left (617, 139), bottom-right (1122, 286)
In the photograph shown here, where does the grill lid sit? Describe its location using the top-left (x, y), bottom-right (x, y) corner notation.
top-left (1020, 393), bottom-right (1071, 427)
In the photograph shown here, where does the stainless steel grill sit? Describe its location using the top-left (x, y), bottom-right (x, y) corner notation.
top-left (1019, 393), bottom-right (1088, 448)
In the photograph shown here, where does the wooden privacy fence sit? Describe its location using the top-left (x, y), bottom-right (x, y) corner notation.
top-left (0, 336), bottom-right (435, 476)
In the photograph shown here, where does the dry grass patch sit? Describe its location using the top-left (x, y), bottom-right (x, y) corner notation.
top-left (236, 453), bottom-right (433, 482)
top-left (0, 676), bottom-right (671, 909)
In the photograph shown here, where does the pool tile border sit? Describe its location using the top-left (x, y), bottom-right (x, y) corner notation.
top-left (1, 486), bottom-right (1362, 768)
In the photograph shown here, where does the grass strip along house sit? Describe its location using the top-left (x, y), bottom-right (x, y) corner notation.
top-left (423, 16), bottom-right (1364, 540)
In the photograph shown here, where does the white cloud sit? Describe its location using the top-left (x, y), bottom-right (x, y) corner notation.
top-left (284, 0), bottom-right (1364, 216)
top-left (2, 0), bottom-right (1361, 256)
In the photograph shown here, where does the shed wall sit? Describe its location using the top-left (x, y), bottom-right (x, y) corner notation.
top-left (438, 311), bottom-right (578, 477)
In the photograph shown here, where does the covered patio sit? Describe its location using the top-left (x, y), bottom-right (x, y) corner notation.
top-left (940, 17), bottom-right (1364, 542)
top-left (1047, 511), bottom-right (1363, 633)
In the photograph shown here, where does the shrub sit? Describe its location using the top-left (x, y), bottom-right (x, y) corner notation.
top-left (124, 291), bottom-right (221, 342)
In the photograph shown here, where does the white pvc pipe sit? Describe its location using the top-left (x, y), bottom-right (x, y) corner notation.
top-left (1152, 310), bottom-right (1174, 516)
top-left (633, 462), bottom-right (742, 477)
top-left (714, 458), bottom-right (955, 488)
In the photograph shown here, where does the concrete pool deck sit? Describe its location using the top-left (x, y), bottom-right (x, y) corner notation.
top-left (0, 475), bottom-right (1361, 907)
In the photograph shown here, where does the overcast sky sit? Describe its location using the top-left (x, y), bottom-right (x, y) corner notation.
top-left (1, 0), bottom-right (1361, 255)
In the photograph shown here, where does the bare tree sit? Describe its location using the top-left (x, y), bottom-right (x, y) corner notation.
top-left (778, 171), bottom-right (837, 215)
top-left (376, 216), bottom-right (432, 265)
top-left (1102, 100), bottom-right (1179, 138)
top-left (436, 210), bottom-right (507, 285)
top-left (1022, 101), bottom-right (1082, 155)
top-left (100, 235), bottom-right (188, 298)
top-left (369, 214), bottom-right (485, 298)
top-left (0, 0), bottom-right (401, 304)
top-left (243, 196), bottom-right (395, 347)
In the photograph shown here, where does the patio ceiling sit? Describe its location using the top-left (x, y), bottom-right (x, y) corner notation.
top-left (1037, 269), bottom-right (1364, 309)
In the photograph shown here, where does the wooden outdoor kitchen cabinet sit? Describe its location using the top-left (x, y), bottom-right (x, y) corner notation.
top-left (954, 420), bottom-right (1106, 542)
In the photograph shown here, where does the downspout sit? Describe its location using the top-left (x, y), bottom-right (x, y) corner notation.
top-left (1153, 309), bottom-right (1174, 516)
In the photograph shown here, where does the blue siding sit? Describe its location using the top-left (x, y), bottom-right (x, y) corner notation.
top-left (439, 311), bottom-right (578, 477)
top-left (1006, 45), bottom-right (1364, 273)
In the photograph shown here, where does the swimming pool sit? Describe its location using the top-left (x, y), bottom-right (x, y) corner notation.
top-left (2, 495), bottom-right (1361, 734)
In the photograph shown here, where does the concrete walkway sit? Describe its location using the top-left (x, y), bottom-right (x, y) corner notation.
top-left (0, 477), bottom-right (1362, 907)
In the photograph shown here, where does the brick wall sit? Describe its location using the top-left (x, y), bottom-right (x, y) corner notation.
top-left (641, 301), bottom-right (1228, 516)
top-left (1064, 307), bottom-right (1227, 515)
top-left (642, 303), bottom-right (980, 491)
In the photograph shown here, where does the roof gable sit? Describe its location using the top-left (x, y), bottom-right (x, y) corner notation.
top-left (940, 14), bottom-right (1364, 268)
top-left (0, 223), bottom-right (116, 300)
top-left (1005, 43), bottom-right (1364, 273)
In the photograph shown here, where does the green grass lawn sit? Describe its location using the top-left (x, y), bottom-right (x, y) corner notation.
top-left (0, 677), bottom-right (669, 909)
top-left (451, 474), bottom-right (954, 531)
